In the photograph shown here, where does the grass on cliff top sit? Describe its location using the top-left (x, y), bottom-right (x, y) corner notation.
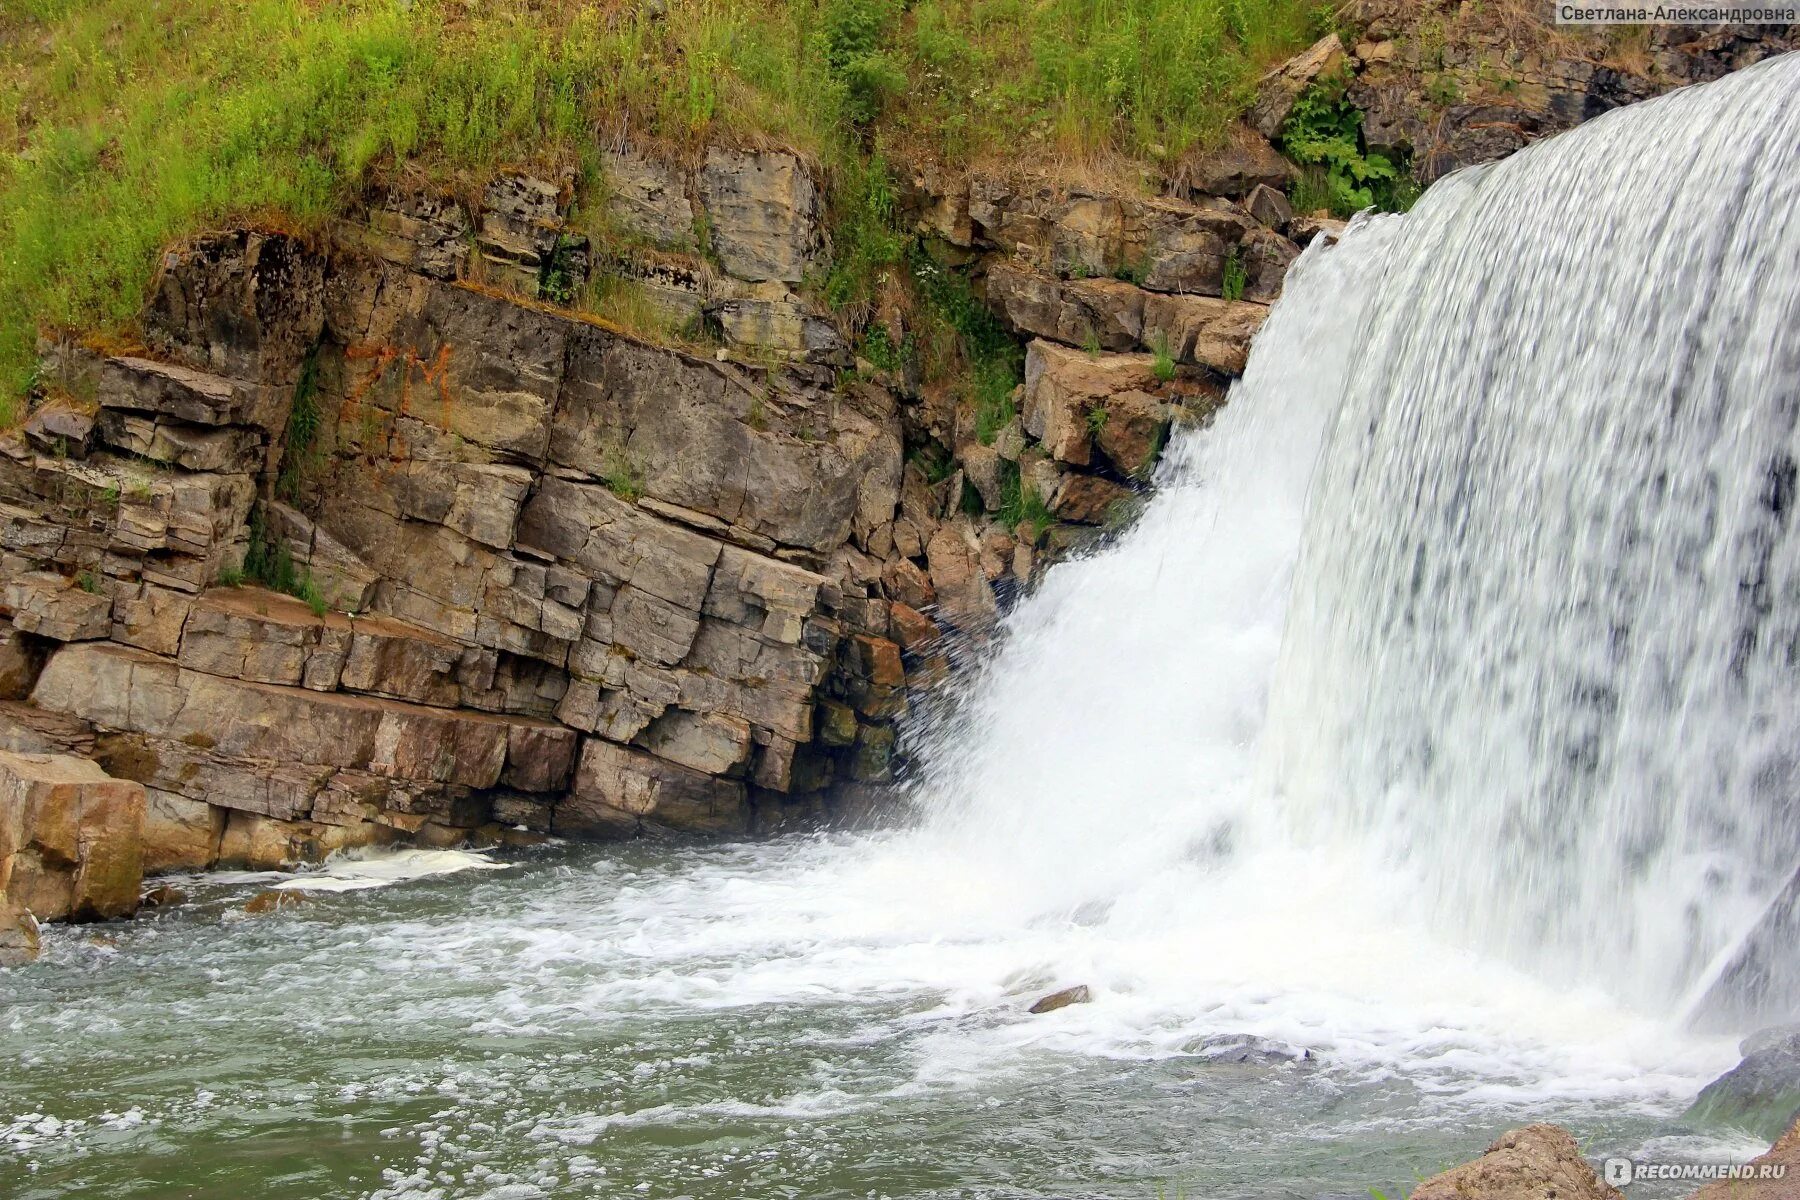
top-left (0, 0), bottom-right (1329, 412)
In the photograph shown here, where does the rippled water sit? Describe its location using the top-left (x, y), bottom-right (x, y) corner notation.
top-left (0, 840), bottom-right (1752, 1199)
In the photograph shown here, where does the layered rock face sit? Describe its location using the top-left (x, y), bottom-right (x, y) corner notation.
top-left (0, 180), bottom-right (924, 875)
top-left (1340, 7), bottom-right (1796, 184)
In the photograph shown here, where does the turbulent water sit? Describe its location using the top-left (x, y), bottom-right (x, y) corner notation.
top-left (6, 54), bottom-right (1800, 1200)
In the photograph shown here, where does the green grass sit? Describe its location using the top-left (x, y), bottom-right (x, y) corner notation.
top-left (1221, 245), bottom-right (1247, 301)
top-left (1151, 332), bottom-right (1176, 382)
top-left (0, 0), bottom-right (1328, 413)
top-left (239, 504), bottom-right (329, 615)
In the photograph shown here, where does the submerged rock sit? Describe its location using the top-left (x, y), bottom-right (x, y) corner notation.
top-left (1686, 1031), bottom-right (1800, 1142)
top-left (1028, 984), bottom-right (1091, 1014)
top-left (0, 899), bottom-right (39, 966)
top-left (1187, 1034), bottom-right (1313, 1066)
top-left (141, 885), bottom-right (187, 908)
top-left (1410, 1124), bottom-right (1622, 1200)
top-left (242, 889), bottom-right (308, 915)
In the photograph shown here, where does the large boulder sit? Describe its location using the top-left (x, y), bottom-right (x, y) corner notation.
top-left (1410, 1125), bottom-right (1621, 1200)
top-left (698, 148), bottom-right (824, 284)
top-left (1249, 35), bottom-right (1347, 139)
top-left (1686, 1029), bottom-right (1800, 1142)
top-left (602, 147), bottom-right (697, 249)
top-left (0, 897), bottom-right (38, 966)
top-left (0, 749), bottom-right (146, 923)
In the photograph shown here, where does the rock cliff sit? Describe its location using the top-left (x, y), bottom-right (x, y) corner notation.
top-left (0, 8), bottom-right (1792, 919)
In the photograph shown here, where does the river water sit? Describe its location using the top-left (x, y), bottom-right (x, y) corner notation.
top-left (0, 841), bottom-right (1754, 1198)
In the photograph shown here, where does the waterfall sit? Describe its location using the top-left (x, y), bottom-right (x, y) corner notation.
top-left (912, 52), bottom-right (1800, 1029)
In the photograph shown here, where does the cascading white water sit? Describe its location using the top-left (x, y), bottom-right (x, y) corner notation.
top-left (913, 51), bottom-right (1800, 1028)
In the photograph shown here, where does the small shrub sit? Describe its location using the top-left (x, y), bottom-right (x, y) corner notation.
top-left (822, 155), bottom-right (905, 327)
top-left (241, 504), bottom-right (330, 616)
top-left (1279, 74), bottom-right (1411, 217)
top-left (1151, 333), bottom-right (1176, 382)
top-left (601, 447), bottom-right (645, 500)
top-left (1221, 246), bottom-right (1247, 302)
top-left (276, 348), bottom-right (324, 504)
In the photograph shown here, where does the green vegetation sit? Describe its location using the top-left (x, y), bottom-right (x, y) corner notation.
top-left (0, 0), bottom-right (1329, 413)
top-left (275, 348), bottom-right (323, 503)
top-left (822, 155), bottom-right (906, 327)
top-left (239, 505), bottom-right (329, 616)
top-left (600, 447), bottom-right (646, 501)
top-left (1151, 333), bottom-right (1177, 382)
top-left (910, 249), bottom-right (1023, 446)
top-left (995, 459), bottom-right (1053, 542)
top-left (1221, 246), bottom-right (1248, 301)
top-left (1279, 74), bottom-right (1417, 217)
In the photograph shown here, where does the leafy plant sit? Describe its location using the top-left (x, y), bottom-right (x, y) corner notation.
top-left (910, 249), bottom-right (1024, 446)
top-left (1279, 75), bottom-right (1400, 216)
top-left (823, 155), bottom-right (905, 326)
top-left (816, 0), bottom-right (905, 131)
top-left (601, 447), bottom-right (645, 501)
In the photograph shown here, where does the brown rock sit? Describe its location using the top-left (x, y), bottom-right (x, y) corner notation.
top-left (881, 558), bottom-right (935, 610)
top-left (2, 572), bottom-right (113, 642)
top-left (1093, 390), bottom-right (1170, 479)
top-left (23, 405), bottom-right (96, 457)
top-left (0, 622), bottom-right (46, 699)
top-left (1140, 294), bottom-right (1267, 375)
top-left (144, 230), bottom-right (325, 389)
top-left (1249, 34), bottom-right (1347, 139)
top-left (557, 737), bottom-right (748, 838)
top-left (888, 602), bottom-right (940, 652)
top-left (1410, 1125), bottom-right (1623, 1200)
top-left (1246, 183), bottom-right (1294, 231)
top-left (925, 518), bottom-right (997, 634)
top-left (243, 888), bottom-right (308, 915)
top-left (0, 749), bottom-right (146, 922)
top-left (1029, 984), bottom-right (1092, 1013)
top-left (141, 884), bottom-right (187, 907)
top-left (142, 790), bottom-right (225, 873)
top-left (699, 149), bottom-right (823, 284)
top-left (32, 642), bottom-right (576, 794)
top-left (1691, 1116), bottom-right (1800, 1200)
top-left (634, 709), bottom-right (754, 776)
top-left (110, 584), bottom-right (193, 657)
top-left (1052, 473), bottom-right (1134, 526)
top-left (1177, 126), bottom-right (1297, 199)
top-left (0, 898), bottom-right (39, 966)
top-left (603, 147), bottom-right (697, 249)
